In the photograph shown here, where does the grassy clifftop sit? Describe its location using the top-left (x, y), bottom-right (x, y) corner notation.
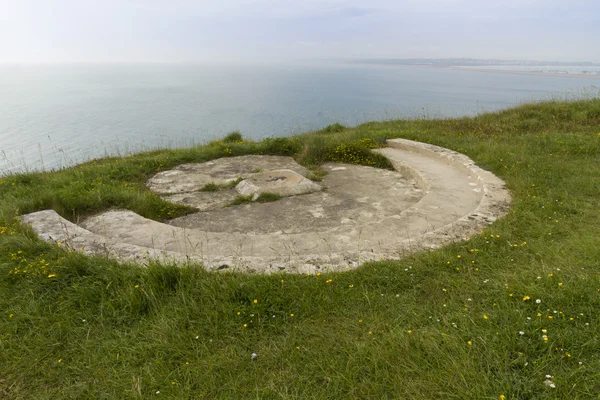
top-left (1, 99), bottom-right (599, 398)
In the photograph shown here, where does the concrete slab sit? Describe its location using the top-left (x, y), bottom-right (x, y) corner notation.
top-left (236, 169), bottom-right (322, 198)
top-left (21, 139), bottom-right (511, 273)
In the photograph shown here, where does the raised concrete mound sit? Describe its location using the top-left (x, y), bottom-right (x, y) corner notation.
top-left (20, 139), bottom-right (511, 273)
top-left (235, 169), bottom-right (322, 198)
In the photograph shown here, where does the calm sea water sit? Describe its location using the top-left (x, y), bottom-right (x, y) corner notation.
top-left (1, 63), bottom-right (598, 174)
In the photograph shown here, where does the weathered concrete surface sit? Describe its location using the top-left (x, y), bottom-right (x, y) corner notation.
top-left (21, 139), bottom-right (511, 273)
top-left (236, 169), bottom-right (322, 198)
top-left (148, 155), bottom-right (308, 195)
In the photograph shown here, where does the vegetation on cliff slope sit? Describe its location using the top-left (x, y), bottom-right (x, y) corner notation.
top-left (1, 99), bottom-right (599, 399)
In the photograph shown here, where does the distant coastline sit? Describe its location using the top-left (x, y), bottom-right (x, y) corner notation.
top-left (449, 66), bottom-right (600, 79)
top-left (355, 58), bottom-right (600, 79)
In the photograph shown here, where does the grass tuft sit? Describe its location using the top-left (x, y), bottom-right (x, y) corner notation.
top-left (225, 194), bottom-right (254, 207)
top-left (254, 192), bottom-right (282, 203)
top-left (222, 131), bottom-right (243, 143)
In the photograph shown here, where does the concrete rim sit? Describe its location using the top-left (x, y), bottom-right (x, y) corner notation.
top-left (20, 138), bottom-right (511, 273)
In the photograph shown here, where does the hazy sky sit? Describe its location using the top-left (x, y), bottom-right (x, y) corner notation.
top-left (1, 0), bottom-right (598, 63)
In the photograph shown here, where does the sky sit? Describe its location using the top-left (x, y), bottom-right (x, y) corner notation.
top-left (1, 0), bottom-right (599, 64)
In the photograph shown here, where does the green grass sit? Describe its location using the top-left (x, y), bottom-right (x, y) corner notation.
top-left (200, 178), bottom-right (243, 192)
top-left (225, 194), bottom-right (254, 207)
top-left (1, 99), bottom-right (600, 398)
top-left (255, 192), bottom-right (282, 203)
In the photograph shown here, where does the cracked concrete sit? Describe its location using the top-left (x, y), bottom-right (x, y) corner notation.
top-left (21, 138), bottom-right (511, 273)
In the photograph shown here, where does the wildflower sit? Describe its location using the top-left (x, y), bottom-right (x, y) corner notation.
top-left (467, 340), bottom-right (472, 345)
top-left (325, 279), bottom-right (332, 284)
top-left (290, 314), bottom-right (294, 317)
top-left (58, 359), bottom-right (62, 363)
top-left (537, 313), bottom-right (542, 317)
top-left (253, 299), bottom-right (258, 304)
top-left (368, 331), bottom-right (372, 335)
top-left (349, 284), bottom-right (354, 288)
top-left (251, 353), bottom-right (258, 360)
top-left (243, 324), bottom-right (247, 328)
top-left (523, 295), bottom-right (531, 301)
top-left (483, 315), bottom-right (489, 320)
top-left (237, 312), bottom-right (241, 315)
top-left (9, 314), bottom-right (13, 318)
top-left (499, 395), bottom-right (506, 400)
top-left (535, 299), bottom-right (541, 304)
top-left (519, 331), bottom-right (525, 335)
top-left (407, 330), bottom-right (412, 334)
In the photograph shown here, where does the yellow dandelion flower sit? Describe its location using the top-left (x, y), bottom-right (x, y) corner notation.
top-left (253, 299), bottom-right (258, 304)
top-left (467, 340), bottom-right (472, 345)
top-left (499, 395), bottom-right (506, 400)
top-left (483, 315), bottom-right (489, 320)
top-left (407, 330), bottom-right (412, 334)
top-left (368, 331), bottom-right (372, 335)
top-left (522, 295), bottom-right (531, 301)
top-left (537, 313), bottom-right (542, 317)
top-left (290, 313), bottom-right (294, 317)
top-left (243, 324), bottom-right (247, 328)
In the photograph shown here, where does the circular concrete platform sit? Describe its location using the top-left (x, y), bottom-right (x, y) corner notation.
top-left (21, 139), bottom-right (511, 273)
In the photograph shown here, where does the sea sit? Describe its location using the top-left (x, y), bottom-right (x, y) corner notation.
top-left (1, 62), bottom-right (598, 174)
